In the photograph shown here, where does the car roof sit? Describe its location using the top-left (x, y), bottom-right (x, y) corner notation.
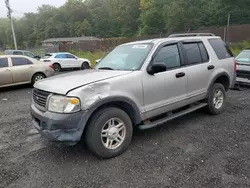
top-left (54, 52), bottom-right (71, 54)
top-left (121, 36), bottom-right (221, 46)
top-left (4, 49), bottom-right (31, 52)
top-left (0, 55), bottom-right (34, 58)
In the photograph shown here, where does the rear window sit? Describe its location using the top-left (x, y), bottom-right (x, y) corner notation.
top-left (208, 38), bottom-right (234, 59)
top-left (13, 51), bottom-right (23, 55)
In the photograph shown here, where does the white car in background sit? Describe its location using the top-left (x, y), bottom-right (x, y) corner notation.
top-left (40, 52), bottom-right (91, 72)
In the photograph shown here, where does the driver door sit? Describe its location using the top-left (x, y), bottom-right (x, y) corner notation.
top-left (142, 42), bottom-right (188, 119)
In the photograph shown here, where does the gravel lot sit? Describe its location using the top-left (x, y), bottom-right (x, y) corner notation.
top-left (0, 84), bottom-right (250, 188)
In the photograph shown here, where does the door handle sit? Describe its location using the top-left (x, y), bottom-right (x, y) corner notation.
top-left (207, 65), bottom-right (215, 70)
top-left (5, 69), bottom-right (10, 72)
top-left (175, 72), bottom-right (185, 78)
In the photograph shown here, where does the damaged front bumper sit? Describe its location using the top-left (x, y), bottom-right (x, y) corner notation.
top-left (30, 103), bottom-right (89, 144)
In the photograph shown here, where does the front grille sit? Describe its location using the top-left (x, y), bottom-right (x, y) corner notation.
top-left (236, 70), bottom-right (250, 79)
top-left (33, 88), bottom-right (50, 109)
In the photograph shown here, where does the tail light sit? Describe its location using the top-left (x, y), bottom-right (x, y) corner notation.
top-left (234, 59), bottom-right (237, 73)
top-left (49, 64), bottom-right (53, 68)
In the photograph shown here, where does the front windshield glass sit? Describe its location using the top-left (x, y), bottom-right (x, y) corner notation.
top-left (95, 43), bottom-right (153, 71)
top-left (236, 51), bottom-right (250, 63)
top-left (24, 52), bottom-right (35, 58)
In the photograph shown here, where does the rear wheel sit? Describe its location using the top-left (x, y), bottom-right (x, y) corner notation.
top-left (32, 73), bottom-right (46, 85)
top-left (85, 107), bottom-right (133, 159)
top-left (81, 62), bottom-right (90, 70)
top-left (53, 63), bottom-right (61, 72)
top-left (207, 83), bottom-right (226, 115)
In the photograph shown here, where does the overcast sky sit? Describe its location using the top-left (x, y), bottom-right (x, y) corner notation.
top-left (0, 0), bottom-right (66, 18)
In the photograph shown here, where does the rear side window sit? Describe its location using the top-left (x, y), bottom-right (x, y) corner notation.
top-left (208, 38), bottom-right (234, 59)
top-left (55, 54), bottom-right (67, 59)
top-left (11, 57), bottom-right (33, 66)
top-left (198, 43), bottom-right (209, 62)
top-left (0, 58), bottom-right (9, 68)
top-left (13, 51), bottom-right (23, 55)
top-left (66, 54), bottom-right (76, 59)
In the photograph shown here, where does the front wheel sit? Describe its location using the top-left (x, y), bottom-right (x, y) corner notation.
top-left (53, 63), bottom-right (61, 72)
top-left (32, 73), bottom-right (46, 85)
top-left (207, 83), bottom-right (226, 115)
top-left (81, 62), bottom-right (90, 70)
top-left (85, 107), bottom-right (133, 159)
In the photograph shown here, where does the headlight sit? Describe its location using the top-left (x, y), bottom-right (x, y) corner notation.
top-left (48, 95), bottom-right (80, 113)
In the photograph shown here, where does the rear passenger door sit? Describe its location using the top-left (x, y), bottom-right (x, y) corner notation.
top-left (10, 57), bottom-right (34, 83)
top-left (0, 57), bottom-right (13, 86)
top-left (181, 40), bottom-right (213, 99)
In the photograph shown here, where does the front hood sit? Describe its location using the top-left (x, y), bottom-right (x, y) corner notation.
top-left (34, 69), bottom-right (132, 95)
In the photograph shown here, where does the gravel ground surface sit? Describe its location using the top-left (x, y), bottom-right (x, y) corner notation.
top-left (0, 85), bottom-right (250, 188)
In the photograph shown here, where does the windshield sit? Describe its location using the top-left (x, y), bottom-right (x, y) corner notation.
top-left (236, 51), bottom-right (250, 63)
top-left (24, 51), bottom-right (35, 58)
top-left (95, 43), bottom-right (153, 71)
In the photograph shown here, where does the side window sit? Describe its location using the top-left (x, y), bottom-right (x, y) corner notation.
top-left (66, 54), bottom-right (76, 59)
top-left (55, 54), bottom-right (67, 59)
top-left (0, 58), bottom-right (9, 68)
top-left (153, 44), bottom-right (181, 69)
top-left (13, 51), bottom-right (23, 55)
top-left (11, 57), bottom-right (33, 66)
top-left (183, 43), bottom-right (202, 65)
top-left (208, 38), bottom-right (234, 59)
top-left (198, 43), bottom-right (209, 62)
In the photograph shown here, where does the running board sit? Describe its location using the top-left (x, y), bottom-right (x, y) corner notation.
top-left (139, 103), bottom-right (207, 130)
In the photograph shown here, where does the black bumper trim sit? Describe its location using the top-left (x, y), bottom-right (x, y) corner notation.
top-left (30, 103), bottom-right (89, 143)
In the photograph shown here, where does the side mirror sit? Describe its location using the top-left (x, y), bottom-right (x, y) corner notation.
top-left (147, 63), bottom-right (167, 75)
top-left (34, 55), bottom-right (41, 59)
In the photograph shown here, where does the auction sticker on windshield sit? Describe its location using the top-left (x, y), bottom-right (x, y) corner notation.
top-left (132, 44), bottom-right (148, 49)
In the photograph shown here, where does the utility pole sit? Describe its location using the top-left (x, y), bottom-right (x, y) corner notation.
top-left (226, 13), bottom-right (231, 43)
top-left (224, 13), bottom-right (231, 42)
top-left (5, 0), bottom-right (17, 50)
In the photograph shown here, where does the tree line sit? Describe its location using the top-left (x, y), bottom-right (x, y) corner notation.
top-left (1, 0), bottom-right (250, 49)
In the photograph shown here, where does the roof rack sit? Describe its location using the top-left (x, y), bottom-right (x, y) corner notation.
top-left (168, 33), bottom-right (215, 38)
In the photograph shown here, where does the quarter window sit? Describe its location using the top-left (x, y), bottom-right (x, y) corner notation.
top-left (208, 38), bottom-right (234, 59)
top-left (153, 44), bottom-right (181, 69)
top-left (0, 58), bottom-right (9, 68)
top-left (11, 57), bottom-right (33, 66)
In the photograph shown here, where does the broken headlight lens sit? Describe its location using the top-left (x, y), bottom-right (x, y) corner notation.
top-left (48, 95), bottom-right (80, 113)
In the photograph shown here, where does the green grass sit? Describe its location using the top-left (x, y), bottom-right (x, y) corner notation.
top-left (69, 50), bottom-right (107, 66)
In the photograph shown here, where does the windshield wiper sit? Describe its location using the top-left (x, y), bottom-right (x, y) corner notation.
top-left (98, 67), bottom-right (114, 70)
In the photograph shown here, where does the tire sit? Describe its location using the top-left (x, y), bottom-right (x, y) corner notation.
top-left (81, 62), bottom-right (90, 70)
top-left (53, 63), bottom-right (61, 72)
top-left (85, 107), bottom-right (133, 159)
top-left (206, 83), bottom-right (226, 115)
top-left (32, 73), bottom-right (46, 85)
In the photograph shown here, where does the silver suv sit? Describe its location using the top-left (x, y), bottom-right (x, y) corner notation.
top-left (31, 33), bottom-right (236, 158)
